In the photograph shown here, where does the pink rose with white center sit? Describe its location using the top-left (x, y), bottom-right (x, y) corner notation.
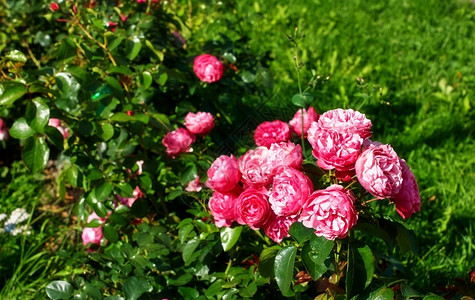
top-left (307, 126), bottom-right (363, 171)
top-left (355, 144), bottom-right (403, 199)
top-left (269, 167), bottom-right (313, 217)
top-left (193, 54), bottom-right (224, 83)
top-left (185, 176), bottom-right (202, 192)
top-left (235, 188), bottom-right (271, 230)
top-left (289, 106), bottom-right (319, 137)
top-left (209, 191), bottom-right (239, 227)
top-left (299, 185), bottom-right (358, 240)
top-left (0, 118), bottom-right (9, 141)
top-left (263, 213), bottom-right (297, 243)
top-left (206, 155), bottom-right (241, 192)
top-left (82, 212), bottom-right (104, 247)
top-left (184, 112), bottom-right (215, 135)
top-left (48, 118), bottom-right (70, 139)
top-left (117, 186), bottom-right (143, 208)
top-left (316, 108), bottom-right (372, 139)
top-left (238, 147), bottom-right (274, 188)
top-left (392, 159), bottom-right (421, 219)
top-left (162, 128), bottom-right (195, 157)
top-left (254, 120), bottom-right (291, 148)
top-left (267, 141), bottom-right (303, 172)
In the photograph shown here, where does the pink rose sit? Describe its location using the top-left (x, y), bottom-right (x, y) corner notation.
top-left (308, 126), bottom-right (363, 171)
top-left (391, 159), bottom-right (421, 219)
top-left (50, 2), bottom-right (59, 11)
top-left (185, 176), bottom-right (202, 192)
top-left (263, 213), bottom-right (297, 243)
top-left (355, 144), bottom-right (403, 199)
top-left (267, 142), bottom-right (303, 171)
top-left (269, 167), bottom-right (313, 217)
top-left (254, 120), bottom-right (291, 148)
top-left (0, 118), bottom-right (9, 141)
top-left (193, 54), bottom-right (224, 83)
top-left (82, 212), bottom-right (104, 247)
top-left (209, 191), bottom-right (239, 227)
top-left (206, 155), bottom-right (241, 192)
top-left (162, 128), bottom-right (195, 157)
top-left (117, 186), bottom-right (143, 208)
top-left (48, 118), bottom-right (70, 139)
top-left (316, 109), bottom-right (372, 139)
top-left (137, 0), bottom-right (146, 3)
top-left (289, 106), bottom-right (319, 137)
top-left (299, 185), bottom-right (358, 240)
top-left (235, 188), bottom-right (271, 230)
top-left (238, 147), bottom-right (274, 188)
top-left (184, 112), bottom-right (215, 135)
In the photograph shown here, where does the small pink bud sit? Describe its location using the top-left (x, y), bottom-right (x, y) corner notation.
top-left (50, 2), bottom-right (59, 11)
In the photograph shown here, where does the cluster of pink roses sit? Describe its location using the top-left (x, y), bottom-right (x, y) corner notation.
top-left (205, 108), bottom-right (420, 243)
top-left (162, 112), bottom-right (215, 158)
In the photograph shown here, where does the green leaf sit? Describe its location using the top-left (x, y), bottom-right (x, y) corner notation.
top-left (241, 71), bottom-right (256, 83)
top-left (103, 224), bottom-right (119, 243)
top-left (5, 50), bottom-right (27, 63)
top-left (126, 36), bottom-right (142, 60)
top-left (99, 123), bottom-right (114, 141)
top-left (141, 71), bottom-right (153, 89)
top-left (123, 276), bottom-right (152, 300)
top-left (291, 94), bottom-right (306, 108)
top-left (55, 72), bottom-right (80, 113)
top-left (178, 287), bottom-right (199, 298)
top-left (9, 117), bottom-right (35, 139)
top-left (110, 112), bottom-right (135, 122)
top-left (105, 32), bottom-right (124, 51)
top-left (422, 294), bottom-right (445, 300)
top-left (0, 84), bottom-right (27, 106)
top-left (108, 213), bottom-right (126, 226)
top-left (289, 222), bottom-right (316, 244)
top-left (145, 39), bottom-right (164, 61)
top-left (274, 245), bottom-right (297, 297)
top-left (57, 38), bottom-right (76, 60)
top-left (401, 283), bottom-right (423, 298)
top-left (346, 244), bottom-right (375, 298)
top-left (396, 222), bottom-right (418, 254)
top-left (220, 226), bottom-right (242, 252)
top-left (25, 98), bottom-right (50, 133)
top-left (181, 165), bottom-right (197, 185)
top-left (94, 181), bottom-right (113, 202)
top-left (23, 136), bottom-right (49, 173)
top-left (258, 245), bottom-right (280, 278)
top-left (182, 237), bottom-right (200, 266)
top-left (45, 280), bottom-right (73, 300)
top-left (361, 286), bottom-right (394, 300)
top-left (45, 126), bottom-right (64, 150)
top-left (93, 202), bottom-right (109, 218)
top-left (301, 235), bottom-right (334, 280)
top-left (108, 66), bottom-right (132, 76)
top-left (178, 224), bottom-right (194, 243)
top-left (66, 165), bottom-right (83, 188)
top-left (223, 52), bottom-right (236, 63)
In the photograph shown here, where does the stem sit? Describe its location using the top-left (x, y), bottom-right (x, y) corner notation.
top-left (300, 109), bottom-right (307, 158)
top-left (362, 197), bottom-right (381, 206)
top-left (75, 22), bottom-right (117, 66)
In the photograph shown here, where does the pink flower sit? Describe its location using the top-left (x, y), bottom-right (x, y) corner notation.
top-left (117, 186), bottom-right (143, 208)
top-left (184, 112), bottom-right (215, 135)
top-left (269, 167), bottom-right (313, 217)
top-left (120, 14), bottom-right (128, 22)
top-left (0, 118), bottom-right (9, 141)
top-left (193, 54), bottom-right (224, 83)
top-left (137, 0), bottom-right (146, 3)
top-left (82, 212), bottom-right (104, 247)
top-left (254, 120), bottom-right (291, 148)
top-left (392, 159), bottom-right (421, 219)
top-left (108, 21), bottom-right (118, 32)
top-left (355, 144), bottom-right (403, 199)
top-left (289, 106), bottom-right (319, 137)
top-left (263, 213), bottom-right (297, 243)
top-left (299, 185), bottom-right (358, 240)
top-left (185, 176), bottom-right (202, 192)
top-left (307, 126), bottom-right (363, 171)
top-left (235, 188), bottom-right (271, 230)
top-left (316, 109), bottom-right (372, 139)
top-left (162, 128), bottom-right (195, 158)
top-left (50, 2), bottom-right (59, 11)
top-left (267, 141), bottom-right (303, 171)
top-left (238, 147), bottom-right (274, 188)
top-left (48, 118), bottom-right (70, 139)
top-left (209, 191), bottom-right (239, 227)
top-left (206, 155), bottom-right (241, 192)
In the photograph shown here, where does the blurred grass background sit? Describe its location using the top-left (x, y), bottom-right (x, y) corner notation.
top-left (188, 0), bottom-right (475, 292)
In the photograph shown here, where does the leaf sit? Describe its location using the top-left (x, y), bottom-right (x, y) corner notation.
top-left (241, 71), bottom-right (256, 83)
top-left (104, 32), bottom-right (124, 51)
top-left (180, 165), bottom-right (197, 185)
top-left (289, 222), bottom-right (316, 244)
top-left (178, 224), bottom-right (194, 243)
top-left (258, 245), bottom-right (280, 278)
top-left (223, 52), bottom-right (236, 63)
top-left (45, 126), bottom-right (64, 150)
top-left (57, 38), bottom-right (76, 60)
top-left (274, 245), bottom-right (297, 297)
top-left (93, 202), bottom-right (109, 218)
top-left (5, 50), bottom-right (27, 63)
top-left (126, 36), bottom-right (142, 60)
top-left (0, 84), bottom-right (28, 106)
top-left (401, 283), bottom-right (423, 298)
top-left (84, 284), bottom-right (102, 300)
top-left (103, 224), bottom-right (119, 243)
top-left (364, 286), bottom-right (394, 300)
top-left (141, 71), bottom-right (153, 89)
top-left (110, 112), bottom-right (135, 122)
top-left (178, 287), bottom-right (199, 298)
top-left (291, 94), bottom-right (307, 108)
top-left (145, 39), bottom-right (164, 61)
top-left (55, 72), bottom-right (80, 113)
top-left (9, 117), bottom-right (35, 139)
top-left (301, 235), bottom-right (334, 280)
top-left (45, 280), bottom-right (73, 300)
top-left (25, 98), bottom-right (50, 133)
top-left (422, 294), bottom-right (445, 300)
top-left (182, 237), bottom-right (200, 266)
top-left (220, 226), bottom-right (242, 252)
top-left (93, 181), bottom-right (113, 202)
top-left (99, 122), bottom-right (114, 141)
top-left (123, 276), bottom-right (152, 300)
top-left (396, 222), bottom-right (418, 254)
top-left (23, 136), bottom-right (49, 173)
top-left (346, 244), bottom-right (375, 298)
